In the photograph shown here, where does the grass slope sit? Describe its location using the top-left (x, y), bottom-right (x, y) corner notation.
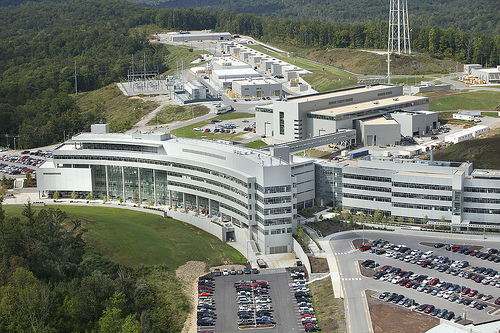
top-left (147, 104), bottom-right (210, 125)
top-left (75, 83), bottom-right (159, 132)
top-left (423, 90), bottom-right (500, 111)
top-left (299, 48), bottom-right (460, 76)
top-left (433, 132), bottom-right (500, 170)
top-left (2, 205), bottom-right (245, 270)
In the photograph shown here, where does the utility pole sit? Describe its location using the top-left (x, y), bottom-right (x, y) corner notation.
top-left (74, 60), bottom-right (78, 95)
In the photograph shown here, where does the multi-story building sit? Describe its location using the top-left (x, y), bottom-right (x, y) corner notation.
top-left (37, 123), bottom-right (500, 256)
top-left (255, 84), bottom-right (431, 144)
top-left (37, 125), bottom-right (315, 255)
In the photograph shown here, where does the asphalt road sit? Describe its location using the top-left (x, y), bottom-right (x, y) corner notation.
top-left (439, 75), bottom-right (500, 92)
top-left (331, 231), bottom-right (500, 333)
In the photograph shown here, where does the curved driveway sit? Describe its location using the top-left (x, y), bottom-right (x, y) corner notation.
top-left (327, 230), bottom-right (500, 333)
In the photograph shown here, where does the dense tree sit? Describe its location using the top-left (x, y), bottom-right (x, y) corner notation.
top-left (0, 203), bottom-right (186, 332)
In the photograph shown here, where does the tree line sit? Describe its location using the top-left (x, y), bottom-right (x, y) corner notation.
top-left (0, 203), bottom-right (187, 332)
top-left (1, 0), bottom-right (499, 149)
top-left (133, 0), bottom-right (499, 36)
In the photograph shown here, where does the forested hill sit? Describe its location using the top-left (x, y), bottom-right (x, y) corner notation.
top-left (1, 0), bottom-right (499, 149)
top-left (129, 0), bottom-right (500, 35)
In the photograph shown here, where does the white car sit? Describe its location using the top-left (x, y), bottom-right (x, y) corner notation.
top-left (193, 127), bottom-right (203, 131)
top-left (223, 269), bottom-right (229, 276)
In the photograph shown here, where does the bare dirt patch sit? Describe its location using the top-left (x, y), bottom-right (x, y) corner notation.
top-left (176, 261), bottom-right (208, 333)
top-left (358, 261), bottom-right (376, 278)
top-left (310, 256), bottom-right (330, 273)
top-left (366, 290), bottom-right (440, 333)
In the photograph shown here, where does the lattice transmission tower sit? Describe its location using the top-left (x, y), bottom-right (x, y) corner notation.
top-left (388, 0), bottom-right (411, 55)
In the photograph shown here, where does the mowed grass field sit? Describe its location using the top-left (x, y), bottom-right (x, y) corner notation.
top-left (423, 90), bottom-right (500, 111)
top-left (2, 205), bottom-right (245, 270)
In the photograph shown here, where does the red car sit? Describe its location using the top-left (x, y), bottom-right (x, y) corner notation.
top-left (359, 245), bottom-right (371, 251)
top-left (429, 278), bottom-right (440, 285)
top-left (462, 288), bottom-right (471, 295)
top-left (468, 290), bottom-right (478, 297)
top-left (424, 305), bottom-right (435, 314)
top-left (380, 265), bottom-right (392, 272)
top-left (495, 297), bottom-right (500, 305)
top-left (470, 251), bottom-right (479, 256)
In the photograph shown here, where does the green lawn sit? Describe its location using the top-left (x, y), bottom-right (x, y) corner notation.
top-left (170, 112), bottom-right (254, 140)
top-left (147, 104), bottom-right (210, 125)
top-left (245, 140), bottom-right (267, 149)
top-left (2, 205), bottom-right (245, 270)
top-left (423, 90), bottom-right (500, 111)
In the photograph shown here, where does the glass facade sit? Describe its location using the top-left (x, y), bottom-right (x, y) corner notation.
top-left (155, 170), bottom-right (168, 205)
top-left (124, 167), bottom-right (138, 201)
top-left (140, 168), bottom-right (154, 204)
top-left (108, 165), bottom-right (123, 200)
top-left (93, 165), bottom-right (107, 198)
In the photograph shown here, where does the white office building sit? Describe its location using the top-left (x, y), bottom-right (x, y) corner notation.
top-left (37, 127), bottom-right (315, 255)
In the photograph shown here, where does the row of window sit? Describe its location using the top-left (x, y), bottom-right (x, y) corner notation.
top-left (343, 193), bottom-right (391, 202)
top-left (255, 215), bottom-right (292, 226)
top-left (392, 192), bottom-right (452, 201)
top-left (464, 207), bottom-right (500, 215)
top-left (464, 197), bottom-right (500, 204)
top-left (256, 194), bottom-right (292, 204)
top-left (343, 183), bottom-right (391, 193)
top-left (328, 97), bottom-right (354, 105)
top-left (220, 202), bottom-right (248, 220)
top-left (82, 142), bottom-right (158, 154)
top-left (392, 182), bottom-right (452, 191)
top-left (170, 172), bottom-right (248, 199)
top-left (168, 181), bottom-right (248, 210)
top-left (343, 173), bottom-right (392, 183)
top-left (464, 187), bottom-right (500, 194)
top-left (256, 184), bottom-right (292, 194)
top-left (55, 154), bottom-right (248, 188)
top-left (256, 204), bottom-right (292, 215)
top-left (392, 202), bottom-right (452, 212)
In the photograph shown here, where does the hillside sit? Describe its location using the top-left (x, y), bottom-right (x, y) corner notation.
top-left (129, 0), bottom-right (500, 35)
top-left (433, 128), bottom-right (500, 169)
top-left (297, 49), bottom-right (460, 75)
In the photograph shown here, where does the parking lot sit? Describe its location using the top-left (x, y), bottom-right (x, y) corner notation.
top-left (204, 269), bottom-right (305, 333)
top-left (331, 231), bottom-right (500, 332)
top-left (193, 117), bottom-right (256, 135)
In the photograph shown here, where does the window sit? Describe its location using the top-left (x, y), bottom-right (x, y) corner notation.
top-left (279, 112), bottom-right (285, 135)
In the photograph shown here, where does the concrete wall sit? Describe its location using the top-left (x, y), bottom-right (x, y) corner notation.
top-left (293, 238), bottom-right (312, 275)
top-left (37, 167), bottom-right (92, 192)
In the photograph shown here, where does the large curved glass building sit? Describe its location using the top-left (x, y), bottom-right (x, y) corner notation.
top-left (37, 125), bottom-right (316, 255)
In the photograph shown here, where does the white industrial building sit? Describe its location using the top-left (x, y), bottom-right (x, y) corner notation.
top-left (445, 125), bottom-right (490, 144)
top-left (463, 64), bottom-right (500, 84)
top-left (212, 68), bottom-right (261, 89)
top-left (231, 78), bottom-right (282, 98)
top-left (453, 113), bottom-right (475, 121)
top-left (167, 31), bottom-right (231, 42)
top-left (211, 56), bottom-right (251, 71)
top-left (390, 110), bottom-right (439, 137)
top-left (255, 84), bottom-right (431, 145)
top-left (185, 81), bottom-right (207, 100)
